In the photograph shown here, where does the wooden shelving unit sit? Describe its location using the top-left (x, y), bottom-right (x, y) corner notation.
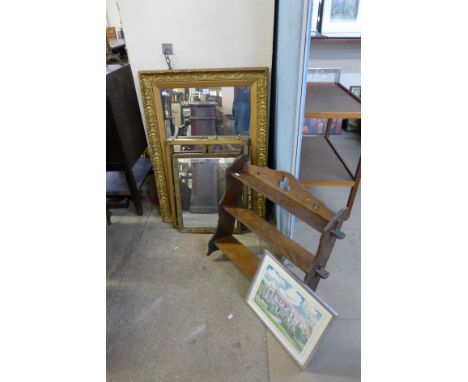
top-left (301, 82), bottom-right (361, 213)
top-left (208, 156), bottom-right (348, 291)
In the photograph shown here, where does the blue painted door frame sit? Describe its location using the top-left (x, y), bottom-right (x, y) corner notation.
top-left (271, 0), bottom-right (313, 236)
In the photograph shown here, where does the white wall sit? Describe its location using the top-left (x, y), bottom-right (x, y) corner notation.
top-left (106, 0), bottom-right (121, 30)
top-left (118, 0), bottom-right (275, 107)
top-left (308, 41), bottom-right (361, 88)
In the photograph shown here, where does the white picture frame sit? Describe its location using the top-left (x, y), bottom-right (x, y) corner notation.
top-left (310, 0), bottom-right (321, 33)
top-left (246, 251), bottom-right (337, 369)
top-left (320, 0), bottom-right (361, 37)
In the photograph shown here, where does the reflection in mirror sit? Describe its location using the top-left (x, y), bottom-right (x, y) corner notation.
top-left (171, 143), bottom-right (244, 154)
top-left (174, 156), bottom-right (239, 230)
top-left (160, 87), bottom-right (251, 138)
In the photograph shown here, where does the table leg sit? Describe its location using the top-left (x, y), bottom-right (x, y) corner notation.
top-left (346, 157), bottom-right (361, 213)
top-left (324, 118), bottom-right (333, 139)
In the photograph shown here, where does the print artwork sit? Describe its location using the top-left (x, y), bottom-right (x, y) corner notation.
top-left (331, 0), bottom-right (360, 21)
top-left (254, 264), bottom-right (324, 352)
top-left (246, 252), bottom-right (336, 368)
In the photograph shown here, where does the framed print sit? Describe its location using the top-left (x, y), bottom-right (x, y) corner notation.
top-left (320, 0), bottom-right (361, 37)
top-left (246, 251), bottom-right (337, 369)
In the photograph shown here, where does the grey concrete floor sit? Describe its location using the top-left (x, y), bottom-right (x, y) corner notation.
top-left (268, 131), bottom-right (361, 382)
top-left (107, 130), bottom-right (360, 381)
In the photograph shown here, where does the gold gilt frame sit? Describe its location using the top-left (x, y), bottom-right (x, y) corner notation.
top-left (139, 67), bottom-right (269, 223)
top-left (166, 136), bottom-right (250, 230)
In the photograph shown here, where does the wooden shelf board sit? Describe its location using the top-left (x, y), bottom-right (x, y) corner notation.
top-left (222, 206), bottom-right (314, 273)
top-left (231, 171), bottom-right (332, 231)
top-left (304, 82), bottom-right (361, 119)
top-left (300, 136), bottom-right (355, 186)
top-left (214, 235), bottom-right (260, 280)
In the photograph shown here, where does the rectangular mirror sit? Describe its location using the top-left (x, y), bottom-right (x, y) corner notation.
top-left (172, 154), bottom-right (246, 233)
top-left (139, 68), bottom-right (269, 224)
top-left (160, 86), bottom-right (251, 138)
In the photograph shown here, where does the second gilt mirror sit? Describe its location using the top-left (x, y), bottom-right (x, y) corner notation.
top-left (139, 67), bottom-right (269, 224)
top-left (172, 153), bottom-right (247, 233)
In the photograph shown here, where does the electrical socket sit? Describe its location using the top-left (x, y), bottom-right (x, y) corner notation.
top-left (162, 43), bottom-right (173, 55)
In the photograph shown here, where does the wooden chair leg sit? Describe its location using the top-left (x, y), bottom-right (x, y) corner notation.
top-left (124, 167), bottom-right (143, 216)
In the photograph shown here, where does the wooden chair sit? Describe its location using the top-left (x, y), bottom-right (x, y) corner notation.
top-left (107, 65), bottom-right (151, 216)
top-left (207, 155), bottom-right (349, 291)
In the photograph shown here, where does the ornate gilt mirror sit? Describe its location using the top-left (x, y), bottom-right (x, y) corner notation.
top-left (166, 136), bottom-right (249, 229)
top-left (139, 68), bottom-right (269, 223)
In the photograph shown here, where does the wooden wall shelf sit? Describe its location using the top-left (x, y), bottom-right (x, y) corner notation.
top-left (208, 156), bottom-right (348, 291)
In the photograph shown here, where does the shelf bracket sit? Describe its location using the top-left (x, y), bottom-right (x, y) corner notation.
top-left (331, 229), bottom-right (345, 239)
top-left (314, 266), bottom-right (330, 280)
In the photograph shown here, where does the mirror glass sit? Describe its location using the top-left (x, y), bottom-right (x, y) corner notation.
top-left (160, 86), bottom-right (251, 138)
top-left (174, 156), bottom-right (238, 229)
top-left (171, 143), bottom-right (244, 154)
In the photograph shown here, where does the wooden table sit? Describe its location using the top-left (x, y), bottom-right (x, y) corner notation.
top-left (300, 82), bottom-right (361, 214)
